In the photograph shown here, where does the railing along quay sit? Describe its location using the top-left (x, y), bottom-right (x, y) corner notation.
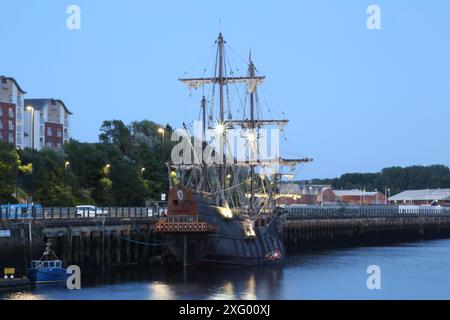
top-left (284, 205), bottom-right (450, 220)
top-left (0, 207), bottom-right (162, 222)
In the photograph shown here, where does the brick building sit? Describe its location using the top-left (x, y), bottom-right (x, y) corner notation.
top-left (277, 184), bottom-right (386, 206)
top-left (0, 76), bottom-right (26, 147)
top-left (24, 99), bottom-right (72, 150)
top-left (332, 189), bottom-right (386, 205)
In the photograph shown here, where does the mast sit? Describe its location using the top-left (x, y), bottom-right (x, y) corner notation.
top-left (201, 96), bottom-right (207, 191)
top-left (218, 33), bottom-right (225, 204)
top-left (248, 51), bottom-right (256, 212)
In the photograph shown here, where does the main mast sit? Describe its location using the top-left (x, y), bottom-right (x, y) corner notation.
top-left (248, 52), bottom-right (256, 212)
top-left (218, 33), bottom-right (225, 203)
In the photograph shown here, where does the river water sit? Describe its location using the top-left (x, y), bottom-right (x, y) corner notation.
top-left (2, 239), bottom-right (450, 300)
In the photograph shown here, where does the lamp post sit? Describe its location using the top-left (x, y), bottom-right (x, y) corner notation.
top-left (158, 127), bottom-right (165, 159)
top-left (26, 106), bottom-right (35, 204)
top-left (26, 106), bottom-right (35, 150)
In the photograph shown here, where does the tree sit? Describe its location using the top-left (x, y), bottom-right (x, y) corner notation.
top-left (0, 142), bottom-right (19, 203)
top-left (99, 120), bottom-right (132, 155)
top-left (302, 165), bottom-right (450, 194)
top-left (18, 148), bottom-right (75, 206)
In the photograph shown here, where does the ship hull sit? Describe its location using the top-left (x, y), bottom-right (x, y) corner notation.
top-left (165, 223), bottom-right (285, 267)
top-left (160, 187), bottom-right (285, 267)
top-left (28, 268), bottom-right (69, 284)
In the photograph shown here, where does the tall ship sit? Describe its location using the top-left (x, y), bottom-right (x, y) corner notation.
top-left (156, 33), bottom-right (312, 267)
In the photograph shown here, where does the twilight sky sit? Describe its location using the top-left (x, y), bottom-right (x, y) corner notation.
top-left (1, 0), bottom-right (449, 179)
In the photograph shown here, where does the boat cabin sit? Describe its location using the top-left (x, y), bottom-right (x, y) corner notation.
top-left (31, 260), bottom-right (63, 269)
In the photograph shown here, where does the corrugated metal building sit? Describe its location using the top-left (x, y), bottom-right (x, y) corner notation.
top-left (389, 189), bottom-right (450, 206)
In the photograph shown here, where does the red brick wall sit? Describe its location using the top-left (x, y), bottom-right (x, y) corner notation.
top-left (322, 189), bottom-right (336, 202)
top-left (339, 192), bottom-right (386, 205)
top-left (0, 102), bottom-right (15, 144)
top-left (44, 122), bottom-right (63, 148)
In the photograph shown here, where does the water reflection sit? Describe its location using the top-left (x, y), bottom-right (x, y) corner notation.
top-left (148, 282), bottom-right (174, 300)
top-left (3, 240), bottom-right (450, 299)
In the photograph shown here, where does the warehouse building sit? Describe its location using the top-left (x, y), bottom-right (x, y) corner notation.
top-left (389, 189), bottom-right (450, 206)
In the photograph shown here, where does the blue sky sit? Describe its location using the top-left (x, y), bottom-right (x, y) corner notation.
top-left (1, 0), bottom-right (449, 179)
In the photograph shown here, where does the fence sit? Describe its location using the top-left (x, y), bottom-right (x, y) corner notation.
top-left (285, 205), bottom-right (450, 220)
top-left (0, 206), bottom-right (165, 222)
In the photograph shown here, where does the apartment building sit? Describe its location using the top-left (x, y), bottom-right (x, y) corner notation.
top-left (0, 76), bottom-right (26, 147)
top-left (24, 99), bottom-right (72, 150)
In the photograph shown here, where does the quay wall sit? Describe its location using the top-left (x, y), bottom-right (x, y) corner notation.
top-left (2, 206), bottom-right (450, 273)
top-left (0, 209), bottom-right (163, 274)
top-left (280, 205), bottom-right (450, 251)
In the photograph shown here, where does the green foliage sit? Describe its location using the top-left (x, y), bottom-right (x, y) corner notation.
top-left (18, 148), bottom-right (75, 206)
top-left (3, 119), bottom-right (173, 207)
top-left (0, 142), bottom-right (20, 203)
top-left (306, 165), bottom-right (450, 194)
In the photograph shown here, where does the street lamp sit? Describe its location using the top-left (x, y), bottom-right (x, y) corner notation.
top-left (65, 161), bottom-right (70, 169)
top-left (141, 167), bottom-right (146, 175)
top-left (26, 106), bottom-right (35, 204)
top-left (26, 106), bottom-right (35, 150)
top-left (104, 164), bottom-right (111, 175)
top-left (385, 188), bottom-right (391, 205)
top-left (158, 128), bottom-right (165, 159)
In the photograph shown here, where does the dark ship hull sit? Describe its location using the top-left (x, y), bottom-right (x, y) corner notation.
top-left (157, 188), bottom-right (285, 267)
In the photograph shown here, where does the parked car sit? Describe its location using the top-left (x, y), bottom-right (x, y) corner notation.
top-left (76, 205), bottom-right (109, 218)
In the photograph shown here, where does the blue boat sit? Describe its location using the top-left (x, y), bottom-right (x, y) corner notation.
top-left (28, 240), bottom-right (69, 284)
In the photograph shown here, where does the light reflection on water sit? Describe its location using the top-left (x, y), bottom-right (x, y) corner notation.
top-left (2, 239), bottom-right (450, 300)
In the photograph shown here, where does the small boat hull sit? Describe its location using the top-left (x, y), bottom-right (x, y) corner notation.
top-left (28, 268), bottom-right (69, 284)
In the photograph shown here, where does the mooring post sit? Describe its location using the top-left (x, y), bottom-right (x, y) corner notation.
top-left (183, 234), bottom-right (188, 272)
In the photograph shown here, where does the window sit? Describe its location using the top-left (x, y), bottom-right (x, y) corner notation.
top-left (57, 130), bottom-right (62, 138)
top-left (1, 80), bottom-right (7, 89)
top-left (0, 108), bottom-right (3, 117)
top-left (0, 122), bottom-right (2, 129)
top-left (57, 143), bottom-right (62, 149)
top-left (8, 120), bottom-right (13, 130)
top-left (8, 95), bottom-right (12, 103)
top-left (16, 135), bottom-right (22, 145)
top-left (8, 132), bottom-right (14, 143)
top-left (17, 109), bottom-right (22, 120)
top-left (47, 127), bottom-right (52, 136)
top-left (17, 97), bottom-right (22, 108)
top-left (16, 124), bottom-right (22, 132)
top-left (8, 108), bottom-right (14, 118)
